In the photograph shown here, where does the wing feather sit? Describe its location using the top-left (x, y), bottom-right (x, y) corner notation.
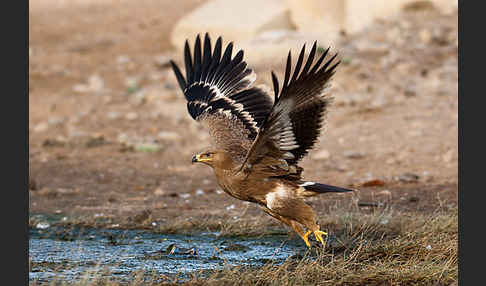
top-left (241, 42), bottom-right (340, 173)
top-left (170, 33), bottom-right (274, 162)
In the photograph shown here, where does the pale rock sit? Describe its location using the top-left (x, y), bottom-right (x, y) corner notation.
top-left (368, 94), bottom-right (388, 110)
top-left (355, 41), bottom-right (389, 56)
top-left (180, 193), bottom-right (191, 199)
top-left (313, 149), bottom-right (330, 160)
top-left (149, 71), bottom-right (167, 82)
top-left (33, 122), bottom-right (48, 133)
top-left (442, 149), bottom-right (455, 163)
top-left (170, 0), bottom-right (295, 51)
top-left (125, 112), bottom-right (138, 121)
top-left (287, 0), bottom-right (457, 38)
top-left (117, 55), bottom-right (131, 64)
top-left (287, 0), bottom-right (344, 42)
top-left (240, 30), bottom-right (326, 66)
top-left (36, 222), bottom-right (50, 229)
top-left (48, 116), bottom-right (65, 126)
top-left (419, 28), bottom-right (432, 44)
top-left (153, 188), bottom-right (165, 196)
top-left (157, 131), bottom-right (181, 141)
top-left (73, 74), bottom-right (104, 94)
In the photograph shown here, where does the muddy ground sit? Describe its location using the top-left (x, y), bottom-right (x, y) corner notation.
top-left (29, 0), bottom-right (458, 233)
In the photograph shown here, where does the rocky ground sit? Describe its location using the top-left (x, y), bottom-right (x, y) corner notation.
top-left (29, 0), bottom-right (458, 232)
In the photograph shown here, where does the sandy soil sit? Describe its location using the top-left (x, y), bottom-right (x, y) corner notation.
top-left (29, 0), bottom-right (458, 229)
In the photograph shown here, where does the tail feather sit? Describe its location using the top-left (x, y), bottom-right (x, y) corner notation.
top-left (300, 181), bottom-right (354, 193)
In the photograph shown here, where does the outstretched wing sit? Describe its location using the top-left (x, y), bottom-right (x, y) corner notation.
top-left (170, 33), bottom-right (274, 162)
top-left (241, 42), bottom-right (339, 175)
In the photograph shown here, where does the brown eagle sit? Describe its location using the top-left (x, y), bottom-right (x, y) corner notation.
top-left (170, 33), bottom-right (353, 248)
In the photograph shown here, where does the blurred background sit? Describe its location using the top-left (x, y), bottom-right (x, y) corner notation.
top-left (29, 0), bottom-right (458, 224)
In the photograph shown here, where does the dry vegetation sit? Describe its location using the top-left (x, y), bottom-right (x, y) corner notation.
top-left (30, 207), bottom-right (457, 286)
top-left (191, 210), bottom-right (457, 286)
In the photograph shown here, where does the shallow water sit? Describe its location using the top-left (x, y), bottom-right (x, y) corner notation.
top-left (29, 223), bottom-right (304, 283)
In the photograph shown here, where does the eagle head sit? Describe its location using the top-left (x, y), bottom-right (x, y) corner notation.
top-left (191, 150), bottom-right (234, 170)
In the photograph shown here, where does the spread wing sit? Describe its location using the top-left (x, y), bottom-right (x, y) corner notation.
top-left (170, 33), bottom-right (274, 162)
top-left (240, 42), bottom-right (339, 176)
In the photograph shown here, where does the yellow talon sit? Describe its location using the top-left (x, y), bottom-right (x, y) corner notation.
top-left (314, 230), bottom-right (328, 247)
top-left (302, 230), bottom-right (312, 248)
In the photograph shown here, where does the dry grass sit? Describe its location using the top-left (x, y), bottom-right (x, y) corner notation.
top-left (179, 208), bottom-right (458, 286)
top-left (30, 207), bottom-right (457, 286)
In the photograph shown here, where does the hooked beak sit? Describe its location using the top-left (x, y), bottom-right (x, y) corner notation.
top-left (192, 154), bottom-right (212, 164)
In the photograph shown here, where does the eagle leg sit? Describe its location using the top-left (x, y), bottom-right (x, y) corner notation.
top-left (288, 220), bottom-right (310, 248)
top-left (261, 206), bottom-right (311, 247)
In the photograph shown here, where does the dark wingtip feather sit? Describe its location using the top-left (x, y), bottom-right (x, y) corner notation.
top-left (212, 41), bottom-right (233, 82)
top-left (170, 60), bottom-right (186, 91)
top-left (184, 40), bottom-right (193, 82)
top-left (202, 34), bottom-right (212, 66)
top-left (233, 50), bottom-right (244, 64)
top-left (283, 51), bottom-right (292, 90)
top-left (290, 43), bottom-right (306, 84)
top-left (222, 42), bottom-right (234, 64)
top-left (271, 71), bottom-right (279, 103)
top-left (329, 58), bottom-right (341, 73)
top-left (214, 37), bottom-right (222, 59)
top-left (310, 46), bottom-right (330, 74)
top-left (193, 34), bottom-right (202, 81)
top-left (206, 36), bottom-right (223, 82)
top-left (318, 52), bottom-right (339, 73)
top-left (300, 41), bottom-right (317, 78)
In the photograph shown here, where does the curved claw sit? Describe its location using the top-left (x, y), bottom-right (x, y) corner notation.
top-left (302, 230), bottom-right (312, 248)
top-left (314, 230), bottom-right (328, 247)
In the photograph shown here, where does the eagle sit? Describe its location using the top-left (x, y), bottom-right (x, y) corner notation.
top-left (170, 33), bottom-right (353, 248)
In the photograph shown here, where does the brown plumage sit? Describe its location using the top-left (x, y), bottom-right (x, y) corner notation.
top-left (170, 33), bottom-right (354, 248)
